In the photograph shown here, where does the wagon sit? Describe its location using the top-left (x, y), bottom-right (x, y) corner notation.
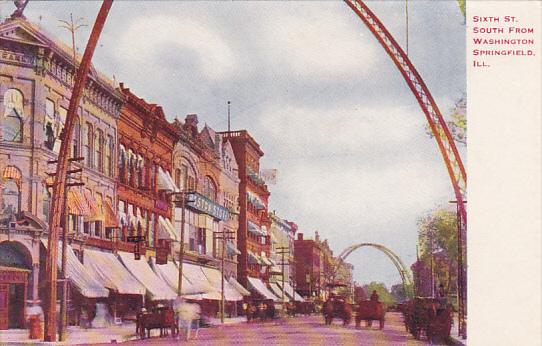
top-left (136, 306), bottom-right (178, 339)
top-left (355, 300), bottom-right (385, 329)
top-left (403, 298), bottom-right (453, 343)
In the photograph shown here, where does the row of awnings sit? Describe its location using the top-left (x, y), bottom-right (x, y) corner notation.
top-left (247, 250), bottom-right (275, 266)
top-left (40, 239), bottom-right (249, 302)
top-left (246, 277), bottom-right (306, 303)
top-left (65, 189), bottom-right (118, 228)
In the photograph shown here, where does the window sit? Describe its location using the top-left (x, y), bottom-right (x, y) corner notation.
top-left (42, 184), bottom-right (51, 223)
top-left (181, 162), bottom-right (196, 191)
top-left (44, 99), bottom-right (55, 149)
top-left (127, 149), bottom-right (134, 186)
top-left (148, 213), bottom-right (155, 247)
top-left (203, 176), bottom-right (217, 201)
top-left (83, 122), bottom-right (92, 167)
top-left (119, 145), bottom-right (126, 184)
top-left (2, 89), bottom-right (23, 142)
top-left (54, 107), bottom-right (67, 153)
top-left (137, 155), bottom-right (144, 188)
top-left (72, 119), bottom-right (80, 158)
top-left (105, 135), bottom-right (114, 177)
top-left (94, 129), bottom-right (103, 171)
top-left (197, 228), bottom-right (206, 255)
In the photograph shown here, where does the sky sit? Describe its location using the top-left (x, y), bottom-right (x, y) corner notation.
top-left (4, 0), bottom-right (466, 289)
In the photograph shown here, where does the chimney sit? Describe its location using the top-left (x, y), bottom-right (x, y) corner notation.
top-left (184, 114), bottom-right (199, 137)
top-left (297, 233), bottom-right (303, 241)
top-left (315, 231), bottom-right (320, 242)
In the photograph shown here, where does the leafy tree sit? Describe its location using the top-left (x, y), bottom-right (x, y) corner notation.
top-left (362, 282), bottom-right (395, 308)
top-left (390, 283), bottom-right (407, 303)
top-left (417, 209), bottom-right (459, 294)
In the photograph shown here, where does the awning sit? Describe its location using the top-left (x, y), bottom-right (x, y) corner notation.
top-left (83, 248), bottom-right (146, 295)
top-left (149, 258), bottom-right (205, 295)
top-left (83, 190), bottom-right (104, 222)
top-left (278, 282), bottom-right (305, 302)
top-left (157, 167), bottom-right (179, 192)
top-left (200, 267), bottom-right (244, 301)
top-left (269, 282), bottom-right (289, 302)
top-left (248, 221), bottom-right (266, 237)
top-left (228, 277), bottom-right (250, 296)
top-left (67, 189), bottom-right (91, 216)
top-left (247, 277), bottom-right (280, 301)
top-left (182, 262), bottom-right (216, 299)
top-left (104, 200), bottom-right (119, 228)
top-left (247, 250), bottom-right (262, 265)
top-left (246, 191), bottom-right (265, 210)
top-left (158, 216), bottom-right (178, 242)
top-left (117, 252), bottom-right (177, 301)
top-left (226, 241), bottom-right (241, 255)
top-left (260, 254), bottom-right (273, 266)
top-left (41, 240), bottom-right (108, 298)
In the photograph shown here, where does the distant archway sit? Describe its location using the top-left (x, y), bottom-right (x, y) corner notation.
top-left (338, 243), bottom-right (414, 298)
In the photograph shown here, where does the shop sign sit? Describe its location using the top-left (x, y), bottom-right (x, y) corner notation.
top-left (155, 200), bottom-right (170, 211)
top-left (187, 193), bottom-right (230, 221)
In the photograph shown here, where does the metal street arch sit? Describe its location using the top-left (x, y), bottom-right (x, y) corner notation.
top-left (344, 0), bottom-right (467, 224)
top-left (338, 243), bottom-right (414, 298)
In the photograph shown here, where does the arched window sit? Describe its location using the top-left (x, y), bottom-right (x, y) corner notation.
top-left (127, 149), bottom-right (134, 186)
top-left (94, 129), bottom-right (103, 171)
top-left (137, 155), bottom-right (144, 187)
top-left (181, 160), bottom-right (197, 191)
top-left (203, 176), bottom-right (217, 201)
top-left (2, 89), bottom-right (23, 142)
top-left (83, 122), bottom-right (92, 167)
top-left (72, 117), bottom-right (80, 158)
top-left (105, 135), bottom-right (114, 177)
top-left (119, 144), bottom-right (126, 183)
top-left (1, 166), bottom-right (22, 219)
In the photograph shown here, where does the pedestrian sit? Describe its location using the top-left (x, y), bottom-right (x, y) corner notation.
top-left (174, 297), bottom-right (199, 341)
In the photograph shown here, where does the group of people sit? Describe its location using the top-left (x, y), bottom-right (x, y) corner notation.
top-left (243, 300), bottom-right (275, 322)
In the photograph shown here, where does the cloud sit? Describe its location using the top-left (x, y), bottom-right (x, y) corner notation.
top-left (112, 15), bottom-right (236, 81)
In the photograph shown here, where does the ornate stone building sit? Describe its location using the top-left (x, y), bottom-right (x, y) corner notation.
top-left (0, 16), bottom-right (122, 329)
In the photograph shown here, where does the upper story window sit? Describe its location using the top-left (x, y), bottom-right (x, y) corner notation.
top-left (1, 166), bottom-right (22, 219)
top-left (83, 122), bottom-right (93, 168)
top-left (72, 118), bottom-right (80, 158)
top-left (181, 162), bottom-right (196, 192)
top-left (44, 99), bottom-right (55, 149)
top-left (104, 135), bottom-right (113, 177)
top-left (94, 129), bottom-right (103, 172)
top-left (1, 89), bottom-right (24, 143)
top-left (203, 176), bottom-right (217, 201)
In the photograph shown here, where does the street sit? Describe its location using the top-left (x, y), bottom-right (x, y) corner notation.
top-left (103, 313), bottom-right (439, 346)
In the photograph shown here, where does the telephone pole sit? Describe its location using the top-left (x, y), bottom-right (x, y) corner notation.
top-left (215, 230), bottom-right (235, 323)
top-left (44, 1), bottom-right (113, 341)
top-left (276, 246), bottom-right (290, 304)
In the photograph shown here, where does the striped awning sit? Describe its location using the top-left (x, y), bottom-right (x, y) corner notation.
top-left (158, 216), bottom-right (178, 242)
top-left (67, 190), bottom-right (91, 216)
top-left (226, 241), bottom-right (241, 255)
top-left (248, 221), bottom-right (266, 237)
top-left (83, 190), bottom-right (104, 222)
top-left (3, 166), bottom-right (21, 186)
top-left (247, 251), bottom-right (262, 265)
top-left (104, 200), bottom-right (119, 228)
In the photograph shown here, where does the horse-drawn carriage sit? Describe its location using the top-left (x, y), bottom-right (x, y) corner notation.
top-left (355, 300), bottom-right (385, 329)
top-left (245, 299), bottom-right (276, 322)
top-left (136, 306), bottom-right (177, 339)
top-left (402, 297), bottom-right (453, 343)
top-left (322, 298), bottom-right (353, 326)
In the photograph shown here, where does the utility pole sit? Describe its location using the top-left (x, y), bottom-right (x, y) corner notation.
top-left (47, 157), bottom-right (84, 341)
top-left (450, 199), bottom-right (467, 340)
top-left (169, 190), bottom-right (195, 299)
top-left (215, 230), bottom-right (235, 323)
top-left (44, 2), bottom-right (113, 341)
top-left (276, 246), bottom-right (290, 304)
top-left (227, 101), bottom-right (231, 132)
top-left (58, 14), bottom-right (87, 68)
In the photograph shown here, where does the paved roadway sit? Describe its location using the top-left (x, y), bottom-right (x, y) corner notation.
top-left (107, 312), bottom-right (442, 346)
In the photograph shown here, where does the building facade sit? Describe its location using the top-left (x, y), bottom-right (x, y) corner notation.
top-left (219, 130), bottom-right (272, 293)
top-left (0, 16), bottom-right (123, 329)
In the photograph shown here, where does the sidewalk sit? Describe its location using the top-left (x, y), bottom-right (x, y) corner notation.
top-left (0, 317), bottom-right (248, 345)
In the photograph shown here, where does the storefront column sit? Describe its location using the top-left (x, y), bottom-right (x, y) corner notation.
top-left (32, 263), bottom-right (39, 300)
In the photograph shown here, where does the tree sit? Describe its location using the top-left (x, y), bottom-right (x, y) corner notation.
top-left (362, 282), bottom-right (395, 308)
top-left (390, 283), bottom-right (407, 303)
top-left (417, 208), bottom-right (459, 295)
